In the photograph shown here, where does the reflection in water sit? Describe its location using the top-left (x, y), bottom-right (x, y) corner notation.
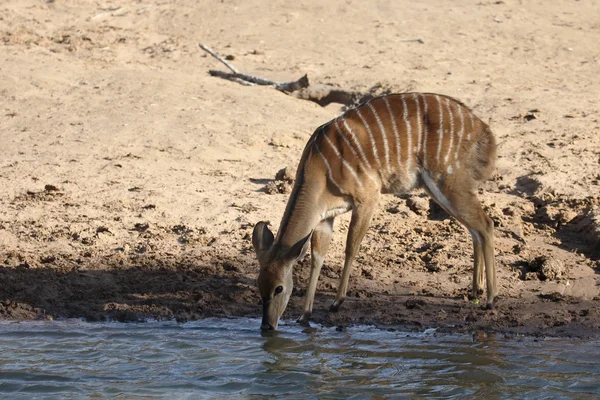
top-left (0, 319), bottom-right (598, 398)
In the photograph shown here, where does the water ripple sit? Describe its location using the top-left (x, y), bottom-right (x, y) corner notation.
top-left (0, 319), bottom-right (598, 398)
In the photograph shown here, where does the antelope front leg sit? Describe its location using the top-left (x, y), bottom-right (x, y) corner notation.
top-left (470, 210), bottom-right (497, 308)
top-left (330, 199), bottom-right (377, 312)
top-left (297, 218), bottom-right (334, 325)
top-left (469, 230), bottom-right (485, 300)
top-left (482, 224), bottom-right (497, 308)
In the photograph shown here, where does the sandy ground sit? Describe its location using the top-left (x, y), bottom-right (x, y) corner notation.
top-left (1, 0), bottom-right (599, 337)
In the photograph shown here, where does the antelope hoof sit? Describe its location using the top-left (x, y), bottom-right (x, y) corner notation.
top-left (468, 288), bottom-right (484, 301)
top-left (329, 298), bottom-right (345, 312)
top-left (297, 313), bottom-right (311, 325)
top-left (486, 297), bottom-right (497, 310)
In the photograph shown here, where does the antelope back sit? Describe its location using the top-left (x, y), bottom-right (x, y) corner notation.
top-left (304, 93), bottom-right (496, 196)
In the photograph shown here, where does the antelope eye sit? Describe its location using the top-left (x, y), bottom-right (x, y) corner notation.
top-left (274, 286), bottom-right (283, 296)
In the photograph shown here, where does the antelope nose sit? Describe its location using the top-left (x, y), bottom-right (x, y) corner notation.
top-left (260, 322), bottom-right (274, 331)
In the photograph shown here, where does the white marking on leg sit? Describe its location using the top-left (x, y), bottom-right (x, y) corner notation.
top-left (320, 204), bottom-right (352, 221)
top-left (469, 229), bottom-right (482, 245)
top-left (323, 134), bottom-right (363, 187)
top-left (444, 98), bottom-right (455, 164)
top-left (315, 219), bottom-right (334, 235)
top-left (312, 251), bottom-right (324, 267)
top-left (402, 95), bottom-right (413, 174)
top-left (447, 165), bottom-right (453, 174)
top-left (314, 142), bottom-right (345, 194)
top-left (340, 118), bottom-right (372, 170)
top-left (435, 95), bottom-right (444, 166)
top-left (383, 97), bottom-right (401, 173)
top-left (356, 108), bottom-right (381, 168)
top-left (422, 171), bottom-right (455, 216)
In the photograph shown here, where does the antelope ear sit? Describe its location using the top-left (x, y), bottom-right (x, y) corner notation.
top-left (252, 222), bottom-right (275, 253)
top-left (285, 231), bottom-right (312, 262)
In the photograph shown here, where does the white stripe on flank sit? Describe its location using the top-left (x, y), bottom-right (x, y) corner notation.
top-left (334, 120), bottom-right (361, 161)
top-left (413, 93), bottom-right (423, 154)
top-left (340, 118), bottom-right (372, 170)
top-left (421, 94), bottom-right (429, 169)
top-left (383, 97), bottom-right (401, 172)
top-left (334, 120), bottom-right (379, 185)
top-left (444, 98), bottom-right (455, 164)
top-left (356, 108), bottom-right (381, 168)
top-left (454, 105), bottom-right (465, 165)
top-left (402, 96), bottom-right (413, 173)
top-left (367, 102), bottom-right (390, 175)
top-left (314, 142), bottom-right (345, 194)
top-left (467, 111), bottom-right (474, 141)
top-left (323, 134), bottom-right (362, 187)
top-left (435, 95), bottom-right (445, 166)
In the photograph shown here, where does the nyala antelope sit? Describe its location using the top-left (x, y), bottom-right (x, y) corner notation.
top-left (253, 92), bottom-right (497, 331)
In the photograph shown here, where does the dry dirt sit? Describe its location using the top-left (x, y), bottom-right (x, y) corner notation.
top-left (1, 0), bottom-right (599, 338)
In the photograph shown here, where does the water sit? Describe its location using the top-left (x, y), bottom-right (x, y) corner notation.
top-left (0, 319), bottom-right (598, 399)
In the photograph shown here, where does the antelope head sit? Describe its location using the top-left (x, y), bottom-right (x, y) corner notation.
top-left (252, 222), bottom-right (311, 331)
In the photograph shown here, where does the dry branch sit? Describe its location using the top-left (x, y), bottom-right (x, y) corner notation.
top-left (199, 42), bottom-right (409, 108)
top-left (199, 43), bottom-right (309, 93)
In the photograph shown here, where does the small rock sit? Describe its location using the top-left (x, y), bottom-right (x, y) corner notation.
top-left (360, 268), bottom-right (374, 280)
top-left (222, 262), bottom-right (239, 272)
top-left (44, 184), bottom-right (60, 192)
top-left (275, 166), bottom-right (296, 183)
top-left (405, 298), bottom-right (426, 309)
top-left (386, 203), bottom-right (402, 214)
top-left (528, 255), bottom-right (566, 281)
top-left (524, 271), bottom-right (538, 281)
top-left (264, 181), bottom-right (293, 195)
top-left (96, 226), bottom-right (110, 234)
top-left (538, 292), bottom-right (564, 302)
top-left (134, 222), bottom-right (149, 232)
top-left (406, 196), bottom-right (428, 216)
top-left (538, 257), bottom-right (566, 281)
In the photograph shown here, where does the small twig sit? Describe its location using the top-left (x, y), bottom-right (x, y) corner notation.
top-left (398, 38), bottom-right (424, 44)
top-left (199, 43), bottom-right (239, 74)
